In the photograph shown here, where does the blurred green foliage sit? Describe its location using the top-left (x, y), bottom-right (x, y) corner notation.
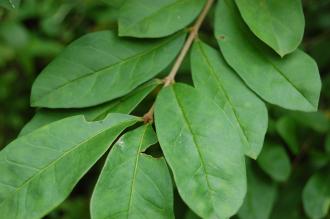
top-left (0, 0), bottom-right (120, 148)
top-left (0, 0), bottom-right (329, 218)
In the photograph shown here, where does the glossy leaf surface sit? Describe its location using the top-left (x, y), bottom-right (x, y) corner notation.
top-left (31, 31), bottom-right (185, 108)
top-left (119, 0), bottom-right (205, 38)
top-left (0, 113), bottom-right (139, 219)
top-left (191, 40), bottom-right (267, 159)
top-left (155, 83), bottom-right (246, 219)
top-left (215, 0), bottom-right (321, 112)
top-left (21, 80), bottom-right (160, 136)
top-left (91, 125), bottom-right (174, 219)
top-left (235, 0), bottom-right (304, 56)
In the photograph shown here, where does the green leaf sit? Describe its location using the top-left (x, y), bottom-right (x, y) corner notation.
top-left (290, 111), bottom-right (329, 133)
top-left (235, 0), bottom-right (304, 56)
top-left (309, 151), bottom-right (330, 170)
top-left (155, 83), bottom-right (246, 219)
top-left (276, 116), bottom-right (299, 155)
top-left (31, 31), bottom-right (185, 108)
top-left (91, 125), bottom-right (174, 219)
top-left (191, 40), bottom-right (268, 159)
top-left (238, 163), bottom-right (277, 219)
top-left (257, 143), bottom-right (291, 182)
top-left (303, 170), bottom-right (330, 219)
top-left (0, 113), bottom-right (139, 219)
top-left (214, 0), bottom-right (321, 112)
top-left (118, 0), bottom-right (205, 38)
top-left (20, 80), bottom-right (160, 136)
top-left (270, 174), bottom-right (307, 219)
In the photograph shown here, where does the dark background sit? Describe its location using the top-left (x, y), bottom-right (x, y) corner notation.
top-left (0, 0), bottom-right (329, 218)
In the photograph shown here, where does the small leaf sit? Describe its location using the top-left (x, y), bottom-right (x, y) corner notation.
top-left (31, 31), bottom-right (185, 108)
top-left (235, 0), bottom-right (304, 56)
top-left (155, 83), bottom-right (246, 219)
top-left (0, 113), bottom-right (139, 219)
top-left (214, 0), bottom-right (321, 112)
top-left (276, 116), bottom-right (300, 155)
top-left (257, 143), bottom-right (291, 182)
top-left (303, 170), bottom-right (330, 219)
top-left (191, 40), bottom-right (268, 159)
top-left (238, 162), bottom-right (277, 219)
top-left (118, 0), bottom-right (205, 38)
top-left (20, 80), bottom-right (160, 136)
top-left (91, 125), bottom-right (174, 219)
top-left (290, 111), bottom-right (329, 133)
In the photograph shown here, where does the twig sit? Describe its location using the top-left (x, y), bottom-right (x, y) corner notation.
top-left (164, 0), bottom-right (214, 86)
top-left (143, 0), bottom-right (214, 123)
top-left (143, 104), bottom-right (155, 124)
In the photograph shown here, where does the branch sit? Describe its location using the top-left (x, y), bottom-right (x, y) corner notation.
top-left (143, 0), bottom-right (214, 123)
top-left (163, 0), bottom-right (215, 86)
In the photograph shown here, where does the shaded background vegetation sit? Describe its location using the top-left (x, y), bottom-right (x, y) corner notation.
top-left (0, 0), bottom-right (329, 218)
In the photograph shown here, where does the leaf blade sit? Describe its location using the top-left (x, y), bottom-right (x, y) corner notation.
top-left (275, 116), bottom-right (300, 155)
top-left (191, 40), bottom-right (268, 159)
top-left (0, 113), bottom-right (139, 219)
top-left (257, 143), bottom-right (291, 182)
top-left (155, 83), bottom-right (246, 218)
top-left (238, 162), bottom-right (277, 219)
top-left (91, 125), bottom-right (174, 219)
top-left (302, 170), bottom-right (330, 219)
top-left (21, 79), bottom-right (160, 136)
top-left (235, 0), bottom-right (304, 56)
top-left (31, 31), bottom-right (185, 108)
top-left (118, 0), bottom-right (205, 38)
top-left (214, 0), bottom-right (321, 112)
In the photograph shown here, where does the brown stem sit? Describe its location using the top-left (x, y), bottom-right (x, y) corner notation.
top-left (163, 0), bottom-right (214, 86)
top-left (143, 0), bottom-right (214, 123)
top-left (143, 104), bottom-right (155, 124)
